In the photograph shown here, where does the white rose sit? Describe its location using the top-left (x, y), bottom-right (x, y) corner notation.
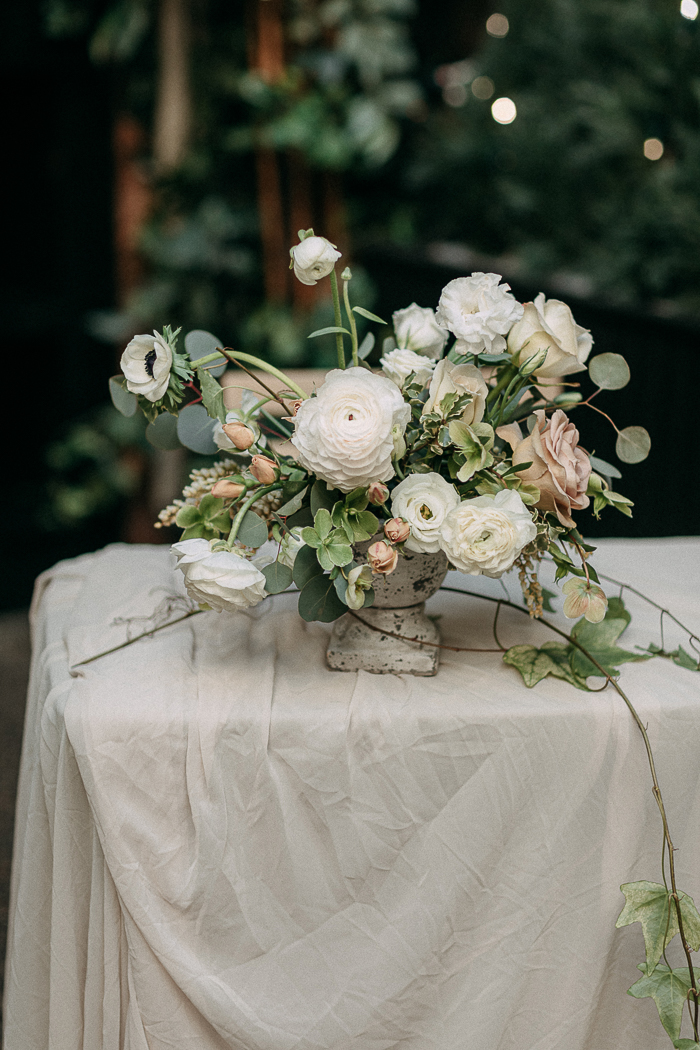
top-left (172, 539), bottom-right (267, 611)
top-left (439, 489), bottom-right (537, 578)
top-left (422, 360), bottom-right (488, 425)
top-left (435, 273), bottom-right (524, 355)
top-left (290, 235), bottom-right (341, 286)
top-left (120, 330), bottom-right (172, 402)
top-left (507, 293), bottom-right (593, 379)
top-left (392, 303), bottom-right (447, 359)
top-left (390, 472), bottom-right (460, 554)
top-left (380, 348), bottom-right (436, 389)
top-left (291, 367), bottom-right (410, 492)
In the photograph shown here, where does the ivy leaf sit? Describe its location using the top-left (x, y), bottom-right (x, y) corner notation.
top-left (673, 646), bottom-right (700, 671)
top-left (262, 561), bottom-right (293, 594)
top-left (570, 612), bottom-right (650, 678)
top-left (292, 544), bottom-right (323, 588)
top-left (628, 964), bottom-right (692, 1042)
top-left (196, 367), bottom-right (227, 422)
top-left (503, 642), bottom-right (589, 690)
top-left (236, 511), bottom-right (268, 548)
top-left (674, 1041), bottom-right (700, 1049)
top-left (616, 882), bottom-right (679, 972)
top-left (298, 574), bottom-right (347, 622)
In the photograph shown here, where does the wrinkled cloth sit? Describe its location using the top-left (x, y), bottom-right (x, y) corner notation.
top-left (4, 539), bottom-right (700, 1050)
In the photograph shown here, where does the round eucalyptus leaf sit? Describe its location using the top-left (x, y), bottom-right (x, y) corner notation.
top-left (298, 574), bottom-right (347, 623)
top-left (589, 353), bottom-right (631, 390)
top-left (236, 510), bottom-right (268, 548)
top-left (184, 330), bottom-right (227, 377)
top-left (176, 403), bottom-right (219, 454)
top-left (262, 561), bottom-right (293, 594)
top-left (109, 376), bottom-right (137, 417)
top-left (145, 411), bottom-right (181, 449)
top-left (616, 426), bottom-right (651, 464)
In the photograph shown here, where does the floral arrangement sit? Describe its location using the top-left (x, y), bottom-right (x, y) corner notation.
top-left (112, 229), bottom-right (649, 630)
top-left (104, 234), bottom-right (700, 1047)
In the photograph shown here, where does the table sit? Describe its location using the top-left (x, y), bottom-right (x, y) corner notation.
top-left (4, 539), bottom-right (700, 1050)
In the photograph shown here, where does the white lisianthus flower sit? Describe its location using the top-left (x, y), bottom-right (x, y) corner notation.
top-left (380, 348), bottom-right (436, 389)
top-left (435, 273), bottom-right (524, 355)
top-left (290, 235), bottom-right (341, 286)
top-left (172, 539), bottom-right (267, 611)
top-left (120, 330), bottom-right (172, 402)
top-left (439, 489), bottom-right (537, 578)
top-left (422, 360), bottom-right (488, 426)
top-left (392, 303), bottom-right (448, 359)
top-left (345, 564), bottom-right (374, 610)
top-left (291, 367), bottom-right (410, 492)
top-left (390, 472), bottom-right (460, 554)
top-left (507, 293), bottom-right (593, 378)
top-left (277, 527), bottom-right (305, 569)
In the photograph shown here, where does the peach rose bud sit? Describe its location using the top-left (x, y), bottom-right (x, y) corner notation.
top-left (367, 482), bottom-right (390, 506)
top-left (249, 455), bottom-right (279, 485)
top-left (222, 421), bottom-right (255, 450)
top-left (211, 479), bottom-right (245, 499)
top-left (367, 541), bottom-right (399, 575)
top-left (384, 517), bottom-right (410, 544)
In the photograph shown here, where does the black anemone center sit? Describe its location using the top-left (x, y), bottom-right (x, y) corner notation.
top-left (144, 349), bottom-right (157, 377)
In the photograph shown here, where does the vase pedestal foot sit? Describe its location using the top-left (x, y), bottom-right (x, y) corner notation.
top-left (326, 603), bottom-right (440, 676)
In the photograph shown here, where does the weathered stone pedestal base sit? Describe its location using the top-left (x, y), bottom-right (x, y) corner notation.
top-left (326, 603), bottom-right (440, 676)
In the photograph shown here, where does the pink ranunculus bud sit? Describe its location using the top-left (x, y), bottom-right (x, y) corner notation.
top-left (367, 541), bottom-right (399, 575)
top-left (211, 479), bottom-right (245, 499)
top-left (249, 455), bottom-right (279, 485)
top-left (222, 421), bottom-right (255, 450)
top-left (367, 482), bottom-right (390, 506)
top-left (384, 517), bottom-right (410, 544)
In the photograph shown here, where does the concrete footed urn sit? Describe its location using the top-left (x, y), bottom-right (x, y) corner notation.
top-left (326, 540), bottom-right (449, 676)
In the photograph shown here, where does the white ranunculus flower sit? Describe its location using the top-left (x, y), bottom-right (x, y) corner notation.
top-left (380, 348), bottom-right (436, 389)
top-left (172, 539), bottom-right (267, 611)
top-left (435, 273), bottom-right (524, 355)
top-left (392, 303), bottom-right (448, 359)
top-left (291, 367), bottom-right (410, 492)
top-left (422, 360), bottom-right (488, 426)
top-left (120, 330), bottom-right (172, 402)
top-left (390, 472), bottom-right (460, 554)
top-left (290, 235), bottom-right (342, 286)
top-left (507, 293), bottom-right (593, 379)
top-left (439, 489), bottom-right (537, 578)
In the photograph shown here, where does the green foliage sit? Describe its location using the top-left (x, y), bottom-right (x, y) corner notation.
top-left (175, 493), bottom-right (231, 541)
top-left (292, 544), bottom-right (323, 589)
top-left (145, 411), bottom-right (181, 450)
top-left (504, 596), bottom-right (651, 689)
top-left (297, 573), bottom-right (348, 623)
top-left (588, 353), bottom-right (631, 390)
top-left (301, 508), bottom-right (353, 570)
top-left (176, 404), bottom-right (218, 454)
top-left (196, 368), bottom-right (227, 422)
top-left (236, 510), bottom-right (268, 548)
top-left (617, 882), bottom-right (700, 973)
top-left (262, 561), bottom-right (293, 594)
top-left (628, 964), bottom-right (694, 1042)
top-left (616, 425), bottom-right (652, 464)
top-left (109, 375), bottom-right (137, 417)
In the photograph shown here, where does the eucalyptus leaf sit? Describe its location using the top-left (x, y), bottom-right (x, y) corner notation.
top-left (589, 455), bottom-right (622, 480)
top-left (298, 574), bottom-right (347, 622)
top-left (311, 481), bottom-right (338, 515)
top-left (236, 510), bottom-right (268, 548)
top-left (177, 403), bottom-right (219, 454)
top-left (145, 411), bottom-right (181, 449)
top-left (616, 426), bottom-right (651, 464)
top-left (292, 544), bottom-right (323, 588)
top-left (185, 330), bottom-right (227, 376)
top-left (276, 486), bottom-right (308, 517)
top-left (109, 376), bottom-right (138, 417)
top-left (589, 352), bottom-right (631, 390)
top-left (358, 331), bottom-right (375, 360)
top-left (262, 561), bottom-right (293, 594)
top-left (352, 306), bottom-right (386, 324)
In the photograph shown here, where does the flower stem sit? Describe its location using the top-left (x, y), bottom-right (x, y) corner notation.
top-left (329, 269), bottom-right (346, 369)
top-left (190, 350), bottom-right (308, 400)
top-left (342, 276), bottom-right (359, 367)
top-left (227, 484), bottom-right (280, 548)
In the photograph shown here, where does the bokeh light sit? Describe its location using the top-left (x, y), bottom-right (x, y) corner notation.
top-left (643, 137), bottom-right (664, 160)
top-left (680, 0), bottom-right (699, 19)
top-left (486, 13), bottom-right (510, 37)
top-left (472, 76), bottom-right (495, 100)
top-left (491, 97), bottom-right (517, 124)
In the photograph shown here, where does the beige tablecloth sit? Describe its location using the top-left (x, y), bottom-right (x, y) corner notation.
top-left (4, 539), bottom-right (700, 1050)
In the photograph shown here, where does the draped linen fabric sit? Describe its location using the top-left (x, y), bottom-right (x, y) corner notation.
top-left (4, 539), bottom-right (700, 1050)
